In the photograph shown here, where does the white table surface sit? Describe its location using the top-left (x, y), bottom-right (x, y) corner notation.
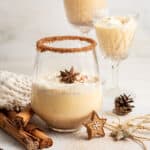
top-left (0, 56), bottom-right (150, 150)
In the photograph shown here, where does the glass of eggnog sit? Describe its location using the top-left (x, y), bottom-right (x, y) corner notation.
top-left (31, 36), bottom-right (102, 132)
top-left (94, 13), bottom-right (138, 92)
top-left (64, 0), bottom-right (108, 35)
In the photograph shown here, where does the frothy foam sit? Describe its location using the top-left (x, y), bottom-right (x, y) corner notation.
top-left (33, 75), bottom-right (99, 89)
top-left (95, 16), bottom-right (136, 28)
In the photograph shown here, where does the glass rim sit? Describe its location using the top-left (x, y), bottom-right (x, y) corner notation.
top-left (36, 36), bottom-right (97, 53)
top-left (93, 9), bottom-right (139, 25)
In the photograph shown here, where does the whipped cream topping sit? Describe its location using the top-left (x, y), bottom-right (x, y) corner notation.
top-left (33, 74), bottom-right (99, 92)
top-left (95, 16), bottom-right (136, 28)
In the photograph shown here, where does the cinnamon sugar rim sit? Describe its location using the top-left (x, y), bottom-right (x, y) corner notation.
top-left (36, 36), bottom-right (97, 53)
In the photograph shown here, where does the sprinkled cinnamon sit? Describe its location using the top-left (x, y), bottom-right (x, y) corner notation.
top-left (36, 36), bottom-right (97, 53)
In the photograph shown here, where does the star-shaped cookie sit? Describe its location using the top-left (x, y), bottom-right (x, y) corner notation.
top-left (83, 111), bottom-right (106, 139)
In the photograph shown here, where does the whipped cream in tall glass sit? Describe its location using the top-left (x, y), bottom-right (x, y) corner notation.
top-left (95, 16), bottom-right (137, 60)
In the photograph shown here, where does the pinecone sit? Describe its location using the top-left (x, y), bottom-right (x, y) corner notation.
top-left (113, 94), bottom-right (134, 116)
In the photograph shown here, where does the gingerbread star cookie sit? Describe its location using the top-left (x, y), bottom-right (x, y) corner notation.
top-left (83, 111), bottom-right (106, 139)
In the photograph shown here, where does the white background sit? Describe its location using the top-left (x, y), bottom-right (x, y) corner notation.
top-left (0, 0), bottom-right (150, 74)
top-left (0, 1), bottom-right (150, 150)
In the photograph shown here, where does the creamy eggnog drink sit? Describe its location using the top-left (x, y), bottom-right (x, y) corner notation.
top-left (31, 74), bottom-right (102, 131)
top-left (64, 0), bottom-right (107, 27)
top-left (95, 16), bottom-right (137, 60)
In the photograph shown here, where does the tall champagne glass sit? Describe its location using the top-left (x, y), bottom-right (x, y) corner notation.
top-left (94, 12), bottom-right (138, 96)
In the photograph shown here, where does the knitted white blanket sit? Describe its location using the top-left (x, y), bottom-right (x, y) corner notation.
top-left (0, 71), bottom-right (31, 111)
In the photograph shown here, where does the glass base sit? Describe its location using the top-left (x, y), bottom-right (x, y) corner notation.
top-left (71, 24), bottom-right (92, 35)
top-left (48, 126), bottom-right (80, 133)
top-left (104, 87), bottom-right (121, 97)
top-left (102, 87), bottom-right (118, 112)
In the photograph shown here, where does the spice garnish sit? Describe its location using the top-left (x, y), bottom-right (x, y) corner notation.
top-left (58, 67), bottom-right (87, 84)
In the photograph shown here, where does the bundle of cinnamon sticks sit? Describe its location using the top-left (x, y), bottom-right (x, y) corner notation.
top-left (0, 105), bottom-right (53, 150)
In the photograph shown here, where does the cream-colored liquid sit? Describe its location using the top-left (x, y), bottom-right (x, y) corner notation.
top-left (64, 0), bottom-right (107, 26)
top-left (95, 16), bottom-right (136, 60)
top-left (31, 76), bottom-right (102, 130)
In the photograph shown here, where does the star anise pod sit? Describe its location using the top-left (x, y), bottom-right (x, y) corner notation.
top-left (59, 67), bottom-right (80, 84)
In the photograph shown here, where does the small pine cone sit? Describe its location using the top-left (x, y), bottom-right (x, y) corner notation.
top-left (113, 94), bottom-right (135, 116)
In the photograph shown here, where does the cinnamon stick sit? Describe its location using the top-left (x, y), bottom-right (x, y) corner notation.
top-left (25, 123), bottom-right (53, 149)
top-left (7, 111), bottom-right (17, 119)
top-left (7, 111), bottom-right (53, 149)
top-left (0, 112), bottom-right (39, 150)
top-left (12, 106), bottom-right (34, 129)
